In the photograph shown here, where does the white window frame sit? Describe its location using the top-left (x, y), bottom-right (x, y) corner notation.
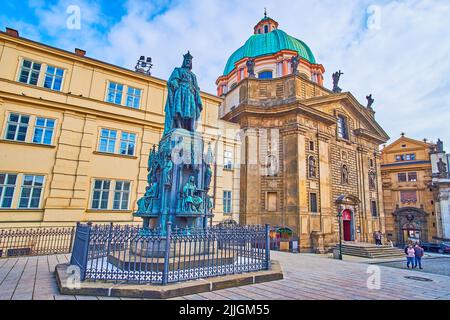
top-left (106, 81), bottom-right (124, 105)
top-left (125, 87), bottom-right (141, 109)
top-left (5, 113), bottom-right (30, 142)
top-left (0, 173), bottom-right (18, 208)
top-left (119, 132), bottom-right (136, 156)
top-left (223, 190), bottom-right (232, 214)
top-left (18, 175), bottom-right (45, 209)
top-left (224, 150), bottom-right (233, 170)
top-left (91, 179), bottom-right (111, 210)
top-left (43, 65), bottom-right (65, 91)
top-left (18, 59), bottom-right (42, 86)
top-left (98, 128), bottom-right (117, 154)
top-left (113, 181), bottom-right (131, 211)
top-left (32, 117), bottom-right (55, 145)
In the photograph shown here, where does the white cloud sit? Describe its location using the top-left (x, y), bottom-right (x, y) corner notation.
top-left (13, 0), bottom-right (450, 146)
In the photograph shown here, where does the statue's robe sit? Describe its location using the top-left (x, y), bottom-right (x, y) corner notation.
top-left (163, 67), bottom-right (203, 135)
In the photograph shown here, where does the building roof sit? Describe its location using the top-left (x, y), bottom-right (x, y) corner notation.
top-left (223, 29), bottom-right (316, 76)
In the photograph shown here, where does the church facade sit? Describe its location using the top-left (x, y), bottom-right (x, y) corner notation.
top-left (218, 15), bottom-right (389, 252)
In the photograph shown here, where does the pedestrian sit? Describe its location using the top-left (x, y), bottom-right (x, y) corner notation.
top-left (406, 244), bottom-right (415, 269)
top-left (375, 231), bottom-right (382, 246)
top-left (414, 243), bottom-right (424, 269)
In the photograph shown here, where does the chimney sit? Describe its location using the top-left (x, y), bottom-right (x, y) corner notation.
top-left (75, 48), bottom-right (86, 57)
top-left (5, 28), bottom-right (19, 38)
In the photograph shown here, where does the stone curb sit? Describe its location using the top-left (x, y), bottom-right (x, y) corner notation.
top-left (55, 261), bottom-right (283, 299)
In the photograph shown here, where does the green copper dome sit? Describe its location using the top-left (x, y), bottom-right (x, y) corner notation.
top-left (223, 29), bottom-right (316, 76)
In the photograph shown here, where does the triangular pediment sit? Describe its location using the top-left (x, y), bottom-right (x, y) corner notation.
top-left (301, 92), bottom-right (389, 144)
top-left (382, 136), bottom-right (431, 153)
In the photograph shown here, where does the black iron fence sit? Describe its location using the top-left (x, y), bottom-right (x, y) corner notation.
top-left (70, 223), bottom-right (270, 285)
top-left (0, 226), bottom-right (75, 258)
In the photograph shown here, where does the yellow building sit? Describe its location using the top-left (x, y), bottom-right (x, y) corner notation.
top-left (0, 28), bottom-right (240, 228)
top-left (381, 134), bottom-right (438, 246)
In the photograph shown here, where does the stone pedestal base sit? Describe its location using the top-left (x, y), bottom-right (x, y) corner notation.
top-left (129, 239), bottom-right (213, 258)
top-left (108, 248), bottom-right (234, 272)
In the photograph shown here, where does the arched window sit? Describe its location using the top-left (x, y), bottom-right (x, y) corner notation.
top-left (258, 71), bottom-right (273, 79)
top-left (342, 165), bottom-right (349, 185)
top-left (337, 115), bottom-right (349, 140)
top-left (369, 171), bottom-right (376, 190)
top-left (308, 156), bottom-right (316, 178)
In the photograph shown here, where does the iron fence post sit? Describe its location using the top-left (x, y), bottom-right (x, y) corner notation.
top-left (106, 222), bottom-right (113, 258)
top-left (69, 223), bottom-right (78, 253)
top-left (162, 221), bottom-right (172, 285)
top-left (80, 222), bottom-right (92, 281)
top-left (265, 224), bottom-right (271, 270)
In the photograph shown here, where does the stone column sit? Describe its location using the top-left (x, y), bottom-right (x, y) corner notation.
top-left (318, 133), bottom-right (332, 235)
top-left (439, 190), bottom-right (450, 239)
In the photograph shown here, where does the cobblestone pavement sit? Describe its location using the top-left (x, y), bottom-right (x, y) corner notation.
top-left (0, 252), bottom-right (449, 300)
top-left (374, 257), bottom-right (450, 277)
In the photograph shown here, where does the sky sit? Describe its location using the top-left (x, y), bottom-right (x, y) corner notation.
top-left (1, 0), bottom-right (450, 146)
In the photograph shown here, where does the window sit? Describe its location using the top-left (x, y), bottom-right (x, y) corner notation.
top-left (119, 132), bottom-right (136, 156)
top-left (398, 173), bottom-right (407, 182)
top-left (369, 159), bottom-right (374, 168)
top-left (126, 87), bottom-right (141, 109)
top-left (309, 141), bottom-right (315, 151)
top-left (32, 117), bottom-right (55, 145)
top-left (223, 191), bottom-right (232, 214)
top-left (91, 180), bottom-right (111, 209)
top-left (0, 173), bottom-right (17, 208)
top-left (337, 115), bottom-right (349, 140)
top-left (224, 151), bottom-right (233, 170)
top-left (371, 201), bottom-right (378, 217)
top-left (310, 193), bottom-right (318, 213)
top-left (113, 181), bottom-right (131, 210)
top-left (407, 172), bottom-right (417, 182)
top-left (106, 82), bottom-right (124, 105)
top-left (369, 171), bottom-right (376, 190)
top-left (308, 156), bottom-right (316, 178)
top-left (395, 154), bottom-right (416, 162)
top-left (18, 60), bottom-right (41, 85)
top-left (5, 113), bottom-right (29, 142)
top-left (398, 172), bottom-right (417, 182)
top-left (264, 25), bottom-right (269, 33)
top-left (98, 129), bottom-right (117, 153)
top-left (258, 71), bottom-right (273, 79)
top-left (19, 175), bottom-right (44, 209)
top-left (44, 65), bottom-right (64, 91)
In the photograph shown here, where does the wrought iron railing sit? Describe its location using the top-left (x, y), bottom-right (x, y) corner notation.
top-left (0, 226), bottom-right (75, 258)
top-left (70, 223), bottom-right (270, 285)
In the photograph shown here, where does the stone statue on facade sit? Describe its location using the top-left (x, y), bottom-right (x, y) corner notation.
top-left (290, 54), bottom-right (300, 75)
top-left (246, 58), bottom-right (256, 78)
top-left (163, 51), bottom-right (203, 135)
top-left (437, 158), bottom-right (447, 175)
top-left (204, 164), bottom-right (212, 191)
top-left (181, 176), bottom-right (203, 212)
top-left (366, 94), bottom-right (374, 109)
top-left (437, 139), bottom-right (444, 153)
top-left (332, 70), bottom-right (344, 93)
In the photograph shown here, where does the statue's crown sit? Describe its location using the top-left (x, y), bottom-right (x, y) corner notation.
top-left (183, 51), bottom-right (193, 60)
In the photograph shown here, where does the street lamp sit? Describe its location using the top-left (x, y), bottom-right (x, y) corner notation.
top-left (336, 207), bottom-right (343, 260)
top-left (135, 56), bottom-right (153, 75)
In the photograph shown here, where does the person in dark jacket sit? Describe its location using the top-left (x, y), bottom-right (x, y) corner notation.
top-left (414, 243), bottom-right (424, 269)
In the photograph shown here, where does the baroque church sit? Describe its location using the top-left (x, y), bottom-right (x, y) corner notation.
top-left (217, 14), bottom-right (390, 252)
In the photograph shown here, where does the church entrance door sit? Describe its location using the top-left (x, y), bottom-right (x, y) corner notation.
top-left (342, 209), bottom-right (353, 241)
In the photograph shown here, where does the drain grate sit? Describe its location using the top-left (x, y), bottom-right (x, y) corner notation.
top-left (404, 276), bottom-right (433, 282)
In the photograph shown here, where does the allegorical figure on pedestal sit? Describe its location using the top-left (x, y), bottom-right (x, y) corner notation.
top-left (182, 176), bottom-right (203, 212)
top-left (163, 51), bottom-right (203, 135)
top-left (137, 176), bottom-right (159, 213)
